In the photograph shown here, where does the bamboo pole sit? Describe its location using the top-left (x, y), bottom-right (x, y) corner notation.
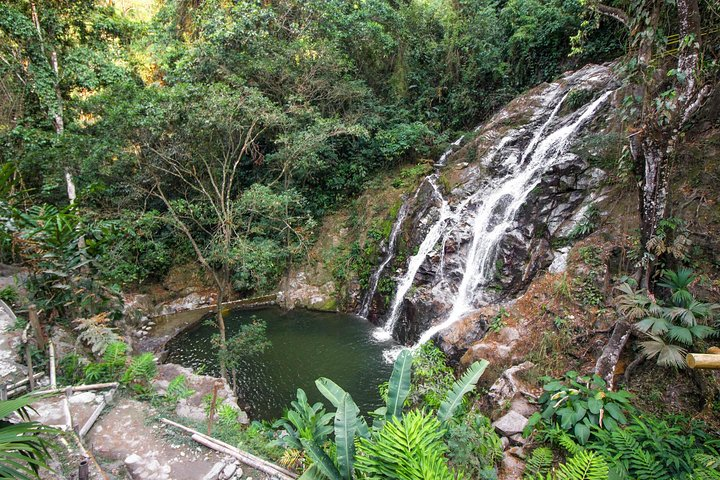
top-left (30, 382), bottom-right (118, 396)
top-left (78, 388), bottom-right (115, 438)
top-left (7, 372), bottom-right (45, 391)
top-left (159, 418), bottom-right (297, 479)
top-left (48, 341), bottom-right (56, 389)
top-left (25, 343), bottom-right (35, 391)
top-left (687, 347), bottom-right (720, 369)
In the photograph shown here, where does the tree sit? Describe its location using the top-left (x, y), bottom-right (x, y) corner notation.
top-left (139, 82), bottom-right (292, 378)
top-left (216, 320), bottom-right (271, 392)
top-left (581, 0), bottom-right (718, 287)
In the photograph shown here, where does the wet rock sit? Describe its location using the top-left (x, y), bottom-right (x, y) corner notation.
top-left (159, 292), bottom-right (216, 316)
top-left (493, 411), bottom-right (529, 436)
top-left (437, 307), bottom-right (494, 359)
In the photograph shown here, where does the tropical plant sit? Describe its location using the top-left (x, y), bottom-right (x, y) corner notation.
top-left (0, 396), bottom-right (56, 480)
top-left (74, 312), bottom-right (123, 356)
top-left (276, 349), bottom-right (488, 479)
top-left (525, 372), bottom-right (633, 444)
top-left (355, 410), bottom-right (462, 480)
top-left (121, 352), bottom-right (158, 390)
top-left (616, 269), bottom-right (719, 367)
top-left (447, 409), bottom-right (503, 479)
top-left (165, 374), bottom-right (195, 404)
top-left (274, 389), bottom-right (334, 451)
top-left (83, 341), bottom-right (128, 383)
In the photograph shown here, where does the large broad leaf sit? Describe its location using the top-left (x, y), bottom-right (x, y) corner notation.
top-left (300, 438), bottom-right (341, 480)
top-left (437, 359), bottom-right (489, 423)
top-left (386, 349), bottom-right (412, 420)
top-left (316, 377), bottom-right (369, 439)
top-left (298, 465), bottom-right (324, 480)
top-left (334, 393), bottom-right (357, 479)
top-left (316, 378), bottom-right (347, 408)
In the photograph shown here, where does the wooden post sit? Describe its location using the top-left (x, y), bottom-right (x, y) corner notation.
top-left (28, 305), bottom-right (46, 350)
top-left (686, 347), bottom-right (720, 369)
top-left (25, 344), bottom-right (35, 392)
top-left (0, 384), bottom-right (7, 401)
top-left (207, 381), bottom-right (221, 435)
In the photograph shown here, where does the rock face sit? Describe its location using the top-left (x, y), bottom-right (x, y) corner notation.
top-left (363, 63), bottom-right (619, 347)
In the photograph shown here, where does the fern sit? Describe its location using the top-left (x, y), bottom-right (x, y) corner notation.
top-left (166, 374), bottom-right (195, 403)
top-left (629, 448), bottom-right (670, 480)
top-left (524, 447), bottom-right (553, 479)
top-left (75, 312), bottom-right (122, 356)
top-left (122, 353), bottom-right (157, 385)
top-left (556, 451), bottom-right (609, 480)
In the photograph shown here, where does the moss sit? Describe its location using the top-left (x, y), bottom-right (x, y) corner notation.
top-left (314, 296), bottom-right (338, 311)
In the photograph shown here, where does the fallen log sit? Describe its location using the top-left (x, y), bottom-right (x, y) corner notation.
top-left (160, 418), bottom-right (297, 479)
top-left (191, 434), bottom-right (296, 480)
top-left (594, 321), bottom-right (631, 390)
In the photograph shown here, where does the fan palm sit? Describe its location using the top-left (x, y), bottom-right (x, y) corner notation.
top-left (0, 396), bottom-right (56, 480)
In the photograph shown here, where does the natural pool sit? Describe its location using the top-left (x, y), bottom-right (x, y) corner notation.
top-left (164, 306), bottom-right (396, 420)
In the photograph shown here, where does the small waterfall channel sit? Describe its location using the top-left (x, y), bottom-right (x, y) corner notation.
top-left (366, 65), bottom-right (616, 352)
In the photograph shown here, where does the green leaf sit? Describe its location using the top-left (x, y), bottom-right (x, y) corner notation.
top-left (574, 404), bottom-right (587, 424)
top-left (544, 381), bottom-right (564, 392)
top-left (300, 438), bottom-right (342, 480)
top-left (437, 359), bottom-right (489, 423)
top-left (603, 416), bottom-right (619, 431)
top-left (603, 402), bottom-right (627, 424)
top-left (386, 349), bottom-right (412, 420)
top-left (334, 393), bottom-right (357, 480)
top-left (574, 422), bottom-right (591, 445)
top-left (588, 397), bottom-right (601, 415)
top-left (298, 465), bottom-right (324, 480)
top-left (316, 378), bottom-right (347, 408)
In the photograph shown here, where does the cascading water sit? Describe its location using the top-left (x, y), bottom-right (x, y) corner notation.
top-left (371, 64), bottom-right (616, 353)
top-left (415, 89), bottom-right (613, 346)
top-left (357, 201), bottom-right (411, 319)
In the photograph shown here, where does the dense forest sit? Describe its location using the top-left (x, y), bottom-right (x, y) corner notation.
top-left (1, 0), bottom-right (719, 479)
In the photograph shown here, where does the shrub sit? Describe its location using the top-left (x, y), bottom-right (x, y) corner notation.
top-left (447, 409), bottom-right (503, 479)
top-left (525, 372), bottom-right (633, 444)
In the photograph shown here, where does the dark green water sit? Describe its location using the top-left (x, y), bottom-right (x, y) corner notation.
top-left (164, 307), bottom-right (396, 420)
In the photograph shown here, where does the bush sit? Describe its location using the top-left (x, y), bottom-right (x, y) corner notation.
top-left (525, 372), bottom-right (633, 444)
top-left (447, 409), bottom-right (503, 479)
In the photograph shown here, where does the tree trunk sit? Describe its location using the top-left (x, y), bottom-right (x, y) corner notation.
top-left (216, 287), bottom-right (227, 380)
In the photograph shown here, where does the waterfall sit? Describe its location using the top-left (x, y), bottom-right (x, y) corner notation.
top-left (370, 64), bottom-right (615, 355)
top-left (414, 89), bottom-right (613, 347)
top-left (357, 200), bottom-right (411, 318)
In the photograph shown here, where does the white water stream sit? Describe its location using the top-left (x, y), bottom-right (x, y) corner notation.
top-left (365, 66), bottom-right (615, 359)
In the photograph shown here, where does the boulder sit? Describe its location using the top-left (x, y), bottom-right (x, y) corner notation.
top-left (488, 361), bottom-right (537, 407)
top-left (492, 411), bottom-right (529, 436)
top-left (202, 462), bottom-right (225, 480)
